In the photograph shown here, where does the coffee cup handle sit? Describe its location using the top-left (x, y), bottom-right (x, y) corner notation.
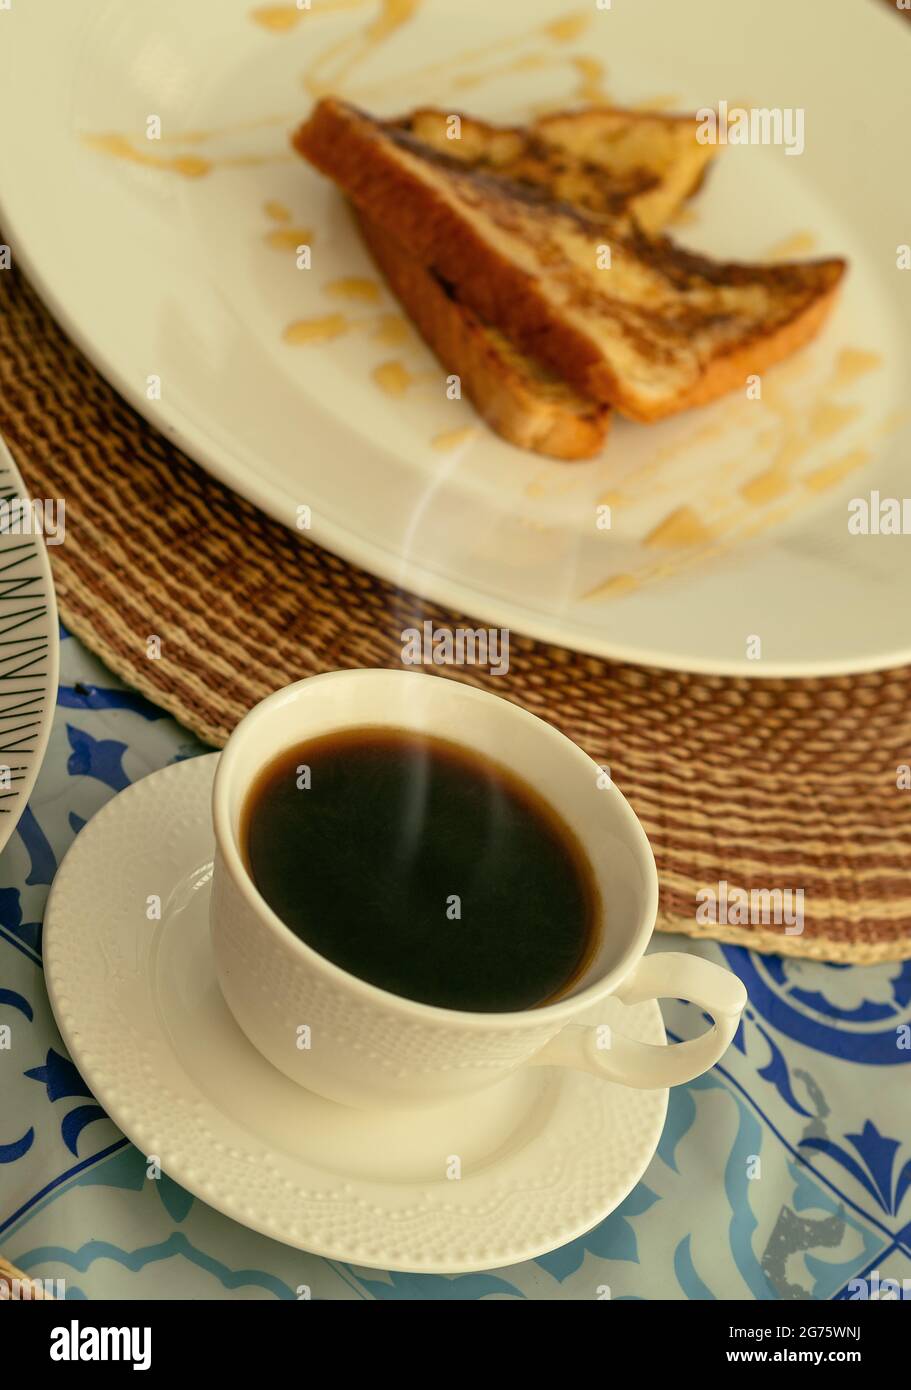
top-left (527, 953), bottom-right (747, 1089)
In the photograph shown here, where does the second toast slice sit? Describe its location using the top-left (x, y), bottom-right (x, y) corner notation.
top-left (398, 105), bottom-right (720, 235)
top-left (355, 209), bottom-right (610, 459)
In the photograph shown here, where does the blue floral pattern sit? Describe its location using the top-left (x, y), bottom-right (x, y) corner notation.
top-left (0, 629), bottom-right (908, 1299)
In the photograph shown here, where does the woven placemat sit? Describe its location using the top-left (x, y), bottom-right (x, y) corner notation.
top-left (1, 259), bottom-right (909, 964)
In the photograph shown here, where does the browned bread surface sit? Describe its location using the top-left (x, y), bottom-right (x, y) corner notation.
top-left (294, 99), bottom-right (847, 421)
top-left (399, 105), bottom-right (719, 234)
top-left (353, 104), bottom-right (719, 456)
top-left (355, 208), bottom-right (610, 459)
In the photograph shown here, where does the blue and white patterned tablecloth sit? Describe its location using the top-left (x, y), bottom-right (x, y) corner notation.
top-left (1, 628), bottom-right (909, 1300)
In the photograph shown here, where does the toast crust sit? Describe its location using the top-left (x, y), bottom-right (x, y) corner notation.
top-left (355, 209), bottom-right (609, 459)
top-left (294, 99), bottom-right (847, 421)
top-left (295, 99), bottom-right (619, 400)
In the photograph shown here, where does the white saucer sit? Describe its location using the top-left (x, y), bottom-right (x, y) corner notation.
top-left (43, 755), bottom-right (668, 1274)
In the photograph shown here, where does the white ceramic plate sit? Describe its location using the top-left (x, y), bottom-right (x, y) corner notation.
top-left (44, 755), bottom-right (668, 1273)
top-left (0, 0), bottom-right (909, 676)
top-left (0, 436), bottom-right (58, 855)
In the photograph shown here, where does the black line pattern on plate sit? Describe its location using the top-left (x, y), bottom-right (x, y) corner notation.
top-left (0, 466), bottom-right (51, 813)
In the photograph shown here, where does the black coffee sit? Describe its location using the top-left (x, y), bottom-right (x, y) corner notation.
top-left (241, 727), bottom-right (599, 1013)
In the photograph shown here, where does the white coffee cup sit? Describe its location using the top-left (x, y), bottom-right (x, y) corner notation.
top-left (210, 669), bottom-right (746, 1110)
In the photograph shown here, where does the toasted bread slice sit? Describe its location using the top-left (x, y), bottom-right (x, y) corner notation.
top-left (294, 99), bottom-right (847, 422)
top-left (365, 105), bottom-right (714, 453)
top-left (399, 106), bottom-right (719, 234)
top-left (354, 208), bottom-right (610, 459)
top-left (351, 105), bottom-right (715, 456)
top-left (354, 105), bottom-right (713, 457)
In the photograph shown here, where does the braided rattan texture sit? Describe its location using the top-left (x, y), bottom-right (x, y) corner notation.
top-left (2, 261), bottom-right (909, 963)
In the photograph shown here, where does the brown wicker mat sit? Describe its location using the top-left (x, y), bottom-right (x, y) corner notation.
top-left (1, 260), bottom-right (909, 963)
